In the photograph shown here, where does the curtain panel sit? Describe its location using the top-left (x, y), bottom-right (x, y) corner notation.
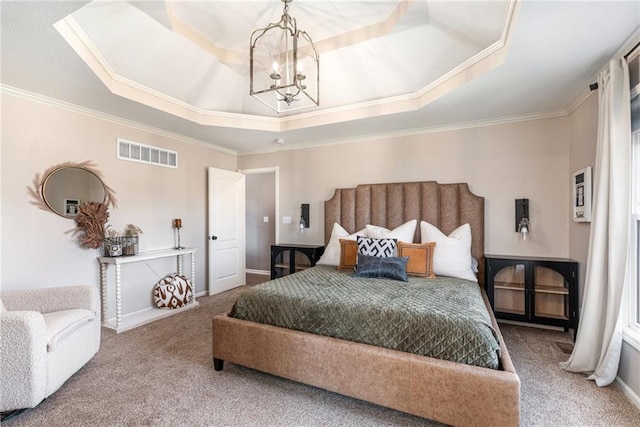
top-left (560, 58), bottom-right (631, 386)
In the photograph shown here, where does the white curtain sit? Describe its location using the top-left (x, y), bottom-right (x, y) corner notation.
top-left (560, 58), bottom-right (631, 386)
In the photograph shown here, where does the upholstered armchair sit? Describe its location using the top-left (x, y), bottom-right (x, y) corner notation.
top-left (0, 285), bottom-right (101, 412)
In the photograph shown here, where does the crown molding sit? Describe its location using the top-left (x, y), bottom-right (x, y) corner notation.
top-left (239, 109), bottom-right (568, 156)
top-left (0, 85), bottom-right (238, 156)
top-left (3, 83), bottom-right (574, 159)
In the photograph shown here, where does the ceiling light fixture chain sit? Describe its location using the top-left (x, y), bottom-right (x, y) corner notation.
top-left (250, 0), bottom-right (319, 113)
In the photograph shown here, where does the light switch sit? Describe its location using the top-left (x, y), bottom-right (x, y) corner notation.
top-left (283, 216), bottom-right (291, 224)
top-left (263, 216), bottom-right (269, 223)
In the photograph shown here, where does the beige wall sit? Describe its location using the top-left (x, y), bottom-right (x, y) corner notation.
top-left (568, 93), bottom-right (598, 298)
top-left (1, 93), bottom-right (236, 318)
top-left (239, 117), bottom-right (572, 259)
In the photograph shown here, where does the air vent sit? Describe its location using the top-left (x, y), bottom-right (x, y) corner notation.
top-left (117, 138), bottom-right (178, 168)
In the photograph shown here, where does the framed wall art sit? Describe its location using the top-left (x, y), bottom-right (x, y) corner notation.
top-left (573, 166), bottom-right (592, 222)
top-left (64, 198), bottom-right (80, 216)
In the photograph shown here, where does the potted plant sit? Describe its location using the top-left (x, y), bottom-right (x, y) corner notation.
top-left (122, 224), bottom-right (143, 255)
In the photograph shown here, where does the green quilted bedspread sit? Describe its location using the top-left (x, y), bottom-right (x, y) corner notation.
top-left (231, 265), bottom-right (501, 369)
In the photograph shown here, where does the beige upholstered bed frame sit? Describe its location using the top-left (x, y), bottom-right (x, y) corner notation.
top-left (212, 181), bottom-right (520, 426)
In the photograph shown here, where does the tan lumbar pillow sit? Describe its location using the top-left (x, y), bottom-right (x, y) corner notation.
top-left (397, 241), bottom-right (436, 278)
top-left (338, 239), bottom-right (358, 271)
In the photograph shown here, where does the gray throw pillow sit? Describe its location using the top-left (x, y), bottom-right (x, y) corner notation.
top-left (353, 254), bottom-right (409, 282)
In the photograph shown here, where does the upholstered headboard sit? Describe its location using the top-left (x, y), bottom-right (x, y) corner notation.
top-left (324, 181), bottom-right (485, 284)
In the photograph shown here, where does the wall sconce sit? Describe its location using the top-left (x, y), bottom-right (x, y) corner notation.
top-left (299, 203), bottom-right (309, 234)
top-left (515, 199), bottom-right (530, 240)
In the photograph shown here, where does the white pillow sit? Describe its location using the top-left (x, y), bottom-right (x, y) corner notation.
top-left (316, 223), bottom-right (367, 267)
top-left (420, 221), bottom-right (477, 282)
top-left (366, 219), bottom-right (417, 243)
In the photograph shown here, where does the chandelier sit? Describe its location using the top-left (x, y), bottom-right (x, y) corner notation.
top-left (250, 0), bottom-right (319, 113)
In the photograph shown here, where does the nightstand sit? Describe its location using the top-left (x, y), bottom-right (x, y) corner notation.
top-left (270, 244), bottom-right (325, 279)
top-left (485, 255), bottom-right (579, 337)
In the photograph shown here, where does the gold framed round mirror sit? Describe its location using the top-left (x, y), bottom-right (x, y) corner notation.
top-left (29, 161), bottom-right (117, 218)
top-left (43, 167), bottom-right (107, 218)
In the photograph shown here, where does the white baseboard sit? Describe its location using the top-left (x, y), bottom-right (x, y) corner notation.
top-left (103, 301), bottom-right (200, 333)
top-left (616, 376), bottom-right (640, 410)
top-left (246, 269), bottom-right (270, 276)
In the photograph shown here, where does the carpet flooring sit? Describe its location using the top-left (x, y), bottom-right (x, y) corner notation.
top-left (4, 282), bottom-right (639, 426)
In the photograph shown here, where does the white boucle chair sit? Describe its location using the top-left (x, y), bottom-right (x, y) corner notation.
top-left (0, 285), bottom-right (101, 412)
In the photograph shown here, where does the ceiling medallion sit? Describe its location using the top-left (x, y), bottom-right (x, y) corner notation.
top-left (250, 0), bottom-right (319, 113)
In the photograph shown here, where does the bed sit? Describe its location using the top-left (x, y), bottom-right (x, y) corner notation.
top-left (212, 181), bottom-right (520, 426)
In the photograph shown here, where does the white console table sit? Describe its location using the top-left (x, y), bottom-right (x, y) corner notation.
top-left (98, 247), bottom-right (198, 333)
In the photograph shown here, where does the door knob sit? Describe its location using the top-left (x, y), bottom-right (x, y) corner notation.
top-left (210, 236), bottom-right (218, 240)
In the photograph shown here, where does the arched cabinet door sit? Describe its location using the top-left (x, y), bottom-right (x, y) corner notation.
top-left (270, 244), bottom-right (325, 280)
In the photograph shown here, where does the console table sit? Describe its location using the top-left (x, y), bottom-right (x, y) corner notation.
top-left (98, 247), bottom-right (198, 333)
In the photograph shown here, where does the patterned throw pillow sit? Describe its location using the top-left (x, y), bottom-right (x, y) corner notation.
top-left (357, 235), bottom-right (397, 257)
top-left (153, 274), bottom-right (193, 309)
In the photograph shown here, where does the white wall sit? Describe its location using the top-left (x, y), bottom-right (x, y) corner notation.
top-left (238, 117), bottom-right (572, 259)
top-left (1, 92), bottom-right (236, 319)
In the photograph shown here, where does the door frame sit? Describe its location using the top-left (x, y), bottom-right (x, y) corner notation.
top-left (239, 167), bottom-right (280, 248)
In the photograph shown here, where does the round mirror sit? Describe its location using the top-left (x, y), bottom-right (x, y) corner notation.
top-left (43, 167), bottom-right (107, 218)
top-left (29, 161), bottom-right (116, 219)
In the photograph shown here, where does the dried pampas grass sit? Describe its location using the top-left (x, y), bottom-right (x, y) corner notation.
top-left (74, 202), bottom-right (110, 249)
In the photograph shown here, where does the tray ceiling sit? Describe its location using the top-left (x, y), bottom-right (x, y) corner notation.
top-left (1, 1), bottom-right (639, 154)
top-left (54, 0), bottom-right (516, 132)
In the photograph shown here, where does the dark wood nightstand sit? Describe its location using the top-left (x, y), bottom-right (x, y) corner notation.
top-left (270, 244), bottom-right (325, 279)
top-left (485, 255), bottom-right (579, 338)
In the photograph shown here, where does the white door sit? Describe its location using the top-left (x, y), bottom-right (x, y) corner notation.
top-left (208, 167), bottom-right (245, 295)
